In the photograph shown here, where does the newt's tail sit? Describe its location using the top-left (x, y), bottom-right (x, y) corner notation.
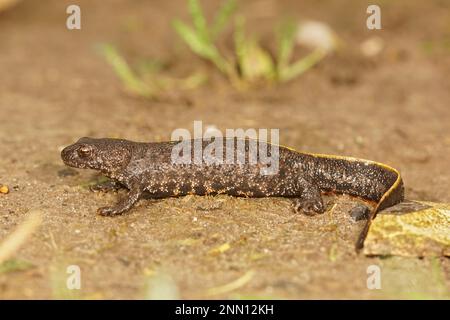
top-left (293, 151), bottom-right (405, 251)
top-left (355, 171), bottom-right (404, 251)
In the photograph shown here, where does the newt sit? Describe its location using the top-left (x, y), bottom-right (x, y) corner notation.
top-left (61, 137), bottom-right (404, 250)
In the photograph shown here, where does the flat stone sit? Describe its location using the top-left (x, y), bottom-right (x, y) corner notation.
top-left (363, 200), bottom-right (450, 257)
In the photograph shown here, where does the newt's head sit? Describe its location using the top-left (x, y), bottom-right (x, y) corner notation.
top-left (61, 137), bottom-right (132, 174)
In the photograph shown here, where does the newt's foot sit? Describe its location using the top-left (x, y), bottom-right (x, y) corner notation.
top-left (293, 198), bottom-right (326, 215)
top-left (97, 206), bottom-right (123, 216)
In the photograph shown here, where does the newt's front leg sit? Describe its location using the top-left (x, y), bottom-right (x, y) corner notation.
top-left (97, 185), bottom-right (144, 216)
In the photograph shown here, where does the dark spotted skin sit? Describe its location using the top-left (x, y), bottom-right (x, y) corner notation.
top-left (61, 137), bottom-right (404, 249)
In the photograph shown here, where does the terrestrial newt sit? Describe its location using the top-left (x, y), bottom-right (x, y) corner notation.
top-left (61, 137), bottom-right (404, 250)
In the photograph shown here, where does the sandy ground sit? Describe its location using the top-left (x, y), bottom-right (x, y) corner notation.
top-left (0, 0), bottom-right (449, 299)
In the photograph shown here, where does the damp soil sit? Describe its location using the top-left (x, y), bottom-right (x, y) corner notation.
top-left (0, 0), bottom-right (449, 299)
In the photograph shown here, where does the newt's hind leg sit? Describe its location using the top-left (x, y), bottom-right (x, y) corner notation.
top-left (292, 179), bottom-right (325, 215)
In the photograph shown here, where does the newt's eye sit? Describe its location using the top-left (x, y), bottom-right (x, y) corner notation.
top-left (77, 146), bottom-right (92, 158)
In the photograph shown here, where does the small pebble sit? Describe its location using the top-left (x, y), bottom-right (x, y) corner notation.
top-left (350, 204), bottom-right (370, 221)
top-left (0, 185), bottom-right (9, 194)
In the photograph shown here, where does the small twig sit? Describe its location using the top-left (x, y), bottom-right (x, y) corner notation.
top-left (206, 270), bottom-right (255, 296)
top-left (0, 209), bottom-right (42, 264)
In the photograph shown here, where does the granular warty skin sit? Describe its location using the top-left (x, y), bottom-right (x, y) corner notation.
top-left (61, 137), bottom-right (405, 250)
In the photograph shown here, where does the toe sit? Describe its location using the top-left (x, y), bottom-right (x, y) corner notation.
top-left (97, 207), bottom-right (114, 216)
top-left (293, 198), bottom-right (326, 215)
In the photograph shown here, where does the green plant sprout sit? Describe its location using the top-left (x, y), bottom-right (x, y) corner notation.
top-left (97, 43), bottom-right (206, 99)
top-left (100, 0), bottom-right (335, 97)
top-left (276, 19), bottom-right (328, 82)
top-left (172, 0), bottom-right (236, 77)
top-left (98, 43), bottom-right (155, 98)
top-left (234, 15), bottom-right (276, 85)
top-left (173, 0), bottom-right (335, 88)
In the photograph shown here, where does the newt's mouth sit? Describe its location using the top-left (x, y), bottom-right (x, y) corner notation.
top-left (61, 145), bottom-right (87, 169)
